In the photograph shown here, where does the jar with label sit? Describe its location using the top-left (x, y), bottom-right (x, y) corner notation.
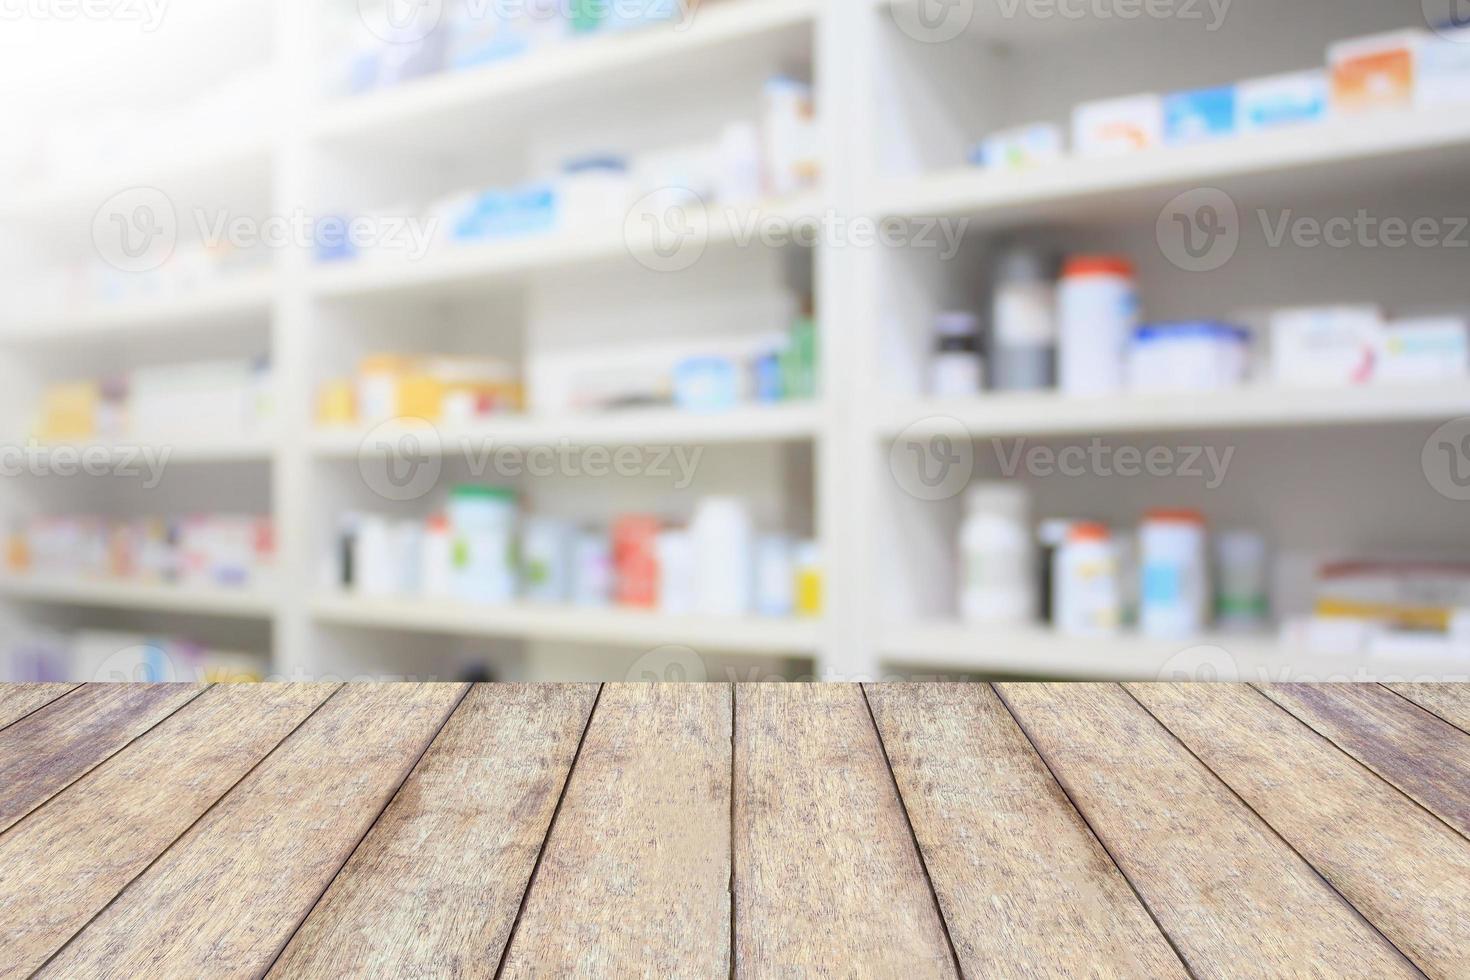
top-left (521, 516), bottom-right (574, 604)
top-left (991, 249), bottom-right (1057, 391)
top-left (1138, 509), bottom-right (1209, 638)
top-left (959, 482), bottom-right (1034, 625)
top-left (1054, 523), bottom-right (1121, 638)
top-left (794, 540), bottom-right (823, 617)
top-left (1215, 529), bottom-right (1268, 632)
top-left (929, 311), bottom-right (984, 397)
top-left (1058, 256), bottom-right (1138, 396)
top-left (450, 486), bottom-right (518, 605)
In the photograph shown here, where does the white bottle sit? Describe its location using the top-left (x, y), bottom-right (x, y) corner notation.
top-left (755, 534), bottom-right (795, 617)
top-left (1058, 255), bottom-right (1138, 397)
top-left (571, 531), bottom-right (613, 608)
top-left (959, 482), bottom-right (1034, 625)
top-left (1054, 523), bottom-right (1121, 638)
top-left (1138, 510), bottom-right (1210, 638)
top-left (689, 497), bottom-right (754, 616)
top-left (352, 516), bottom-right (396, 598)
top-left (522, 516), bottom-right (575, 604)
top-left (657, 530), bottom-right (696, 615)
top-left (421, 513), bottom-right (454, 600)
top-left (930, 311), bottom-right (984, 397)
top-left (1214, 529), bottom-right (1268, 632)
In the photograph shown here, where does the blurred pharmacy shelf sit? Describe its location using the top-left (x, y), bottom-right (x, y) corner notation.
top-left (0, 576), bottom-right (276, 619)
top-left (0, 274), bottom-right (277, 345)
top-left (313, 402), bottom-right (821, 457)
top-left (877, 623), bottom-right (1467, 683)
top-left (310, 593), bottom-right (821, 656)
top-left (308, 195), bottom-right (821, 301)
top-left (876, 109), bottom-right (1470, 228)
top-left (878, 384), bottom-right (1470, 440)
top-left (311, 0), bottom-right (819, 148)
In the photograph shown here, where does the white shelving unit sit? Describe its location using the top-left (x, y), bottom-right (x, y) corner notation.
top-left (3, 0), bottom-right (1467, 682)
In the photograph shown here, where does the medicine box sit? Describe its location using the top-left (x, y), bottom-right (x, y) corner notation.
top-left (1417, 25), bottom-right (1470, 107)
top-left (971, 123), bottom-right (1065, 170)
top-left (1236, 70), bottom-right (1329, 132)
top-left (1163, 86), bottom-right (1237, 144)
top-left (1329, 30), bottom-right (1424, 114)
top-left (1376, 316), bottom-right (1470, 383)
top-left (1072, 94), bottom-right (1163, 157)
top-left (1269, 305), bottom-right (1382, 387)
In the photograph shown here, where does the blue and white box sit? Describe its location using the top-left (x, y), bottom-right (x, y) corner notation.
top-left (1163, 85), bottom-right (1237, 144)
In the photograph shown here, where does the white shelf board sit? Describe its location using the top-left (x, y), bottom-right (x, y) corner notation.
top-left (311, 593), bottom-right (822, 656)
top-left (22, 437), bottom-right (276, 466)
top-left (878, 384), bottom-right (1470, 440)
top-left (312, 403), bottom-right (821, 457)
top-left (879, 623), bottom-right (1468, 682)
top-left (0, 136), bottom-right (276, 220)
top-left (312, 0), bottom-right (819, 148)
top-left (876, 109), bottom-right (1470, 226)
top-left (0, 576), bottom-right (276, 619)
top-left (0, 274), bottom-right (276, 344)
top-left (308, 195), bottom-right (821, 301)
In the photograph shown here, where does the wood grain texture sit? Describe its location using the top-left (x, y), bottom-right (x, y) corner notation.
top-left (734, 683), bottom-right (957, 978)
top-left (996, 683), bottom-right (1418, 979)
top-left (1259, 684), bottom-right (1470, 840)
top-left (0, 683), bottom-right (337, 980)
top-left (37, 683), bottom-right (467, 980)
top-left (0, 683), bottom-right (204, 833)
top-left (1385, 683), bottom-right (1470, 734)
top-left (1129, 683), bottom-right (1470, 977)
top-left (865, 684), bottom-right (1187, 978)
top-left (498, 684), bottom-right (731, 978)
top-left (0, 684), bottom-right (78, 730)
top-left (269, 684), bottom-right (599, 979)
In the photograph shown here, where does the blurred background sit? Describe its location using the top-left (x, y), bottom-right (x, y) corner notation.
top-left (1, 0), bottom-right (1467, 684)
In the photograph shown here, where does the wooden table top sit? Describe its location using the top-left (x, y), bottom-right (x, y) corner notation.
top-left (1, 682), bottom-right (1468, 978)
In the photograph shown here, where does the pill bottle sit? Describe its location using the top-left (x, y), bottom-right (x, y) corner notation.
top-left (929, 311), bottom-right (984, 397)
top-left (1054, 522), bottom-right (1121, 638)
top-left (450, 486), bottom-right (518, 605)
top-left (1138, 509), bottom-right (1209, 638)
top-left (1215, 529), bottom-right (1269, 632)
top-left (690, 497), bottom-right (754, 616)
top-left (1058, 256), bottom-right (1138, 397)
top-left (959, 482), bottom-right (1034, 625)
top-left (991, 249), bottom-right (1057, 391)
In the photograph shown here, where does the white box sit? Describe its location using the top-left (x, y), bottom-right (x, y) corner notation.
top-left (1377, 316), bottom-right (1469, 383)
top-left (1072, 94), bottom-right (1163, 158)
top-left (1270, 305), bottom-right (1383, 387)
top-left (1417, 26), bottom-right (1470, 107)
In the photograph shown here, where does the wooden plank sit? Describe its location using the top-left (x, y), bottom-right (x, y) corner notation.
top-left (1259, 684), bottom-right (1470, 840)
top-left (0, 683), bottom-right (204, 833)
top-left (497, 684), bottom-right (730, 978)
top-left (865, 684), bottom-right (1187, 978)
top-left (1386, 683), bottom-right (1470, 733)
top-left (733, 684), bottom-right (956, 978)
top-left (0, 684), bottom-right (78, 730)
top-left (996, 683), bottom-right (1419, 979)
top-left (1130, 683), bottom-right (1470, 977)
top-left (0, 683), bottom-right (337, 980)
top-left (37, 683), bottom-right (467, 979)
top-left (268, 684), bottom-right (599, 978)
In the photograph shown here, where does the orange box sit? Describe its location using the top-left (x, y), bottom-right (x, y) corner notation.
top-left (1329, 31), bottom-right (1422, 113)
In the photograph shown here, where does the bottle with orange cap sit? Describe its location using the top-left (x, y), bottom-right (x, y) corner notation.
top-left (1138, 508), bottom-right (1210, 638)
top-left (1057, 254), bottom-right (1139, 397)
top-left (1054, 522), bottom-right (1122, 639)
